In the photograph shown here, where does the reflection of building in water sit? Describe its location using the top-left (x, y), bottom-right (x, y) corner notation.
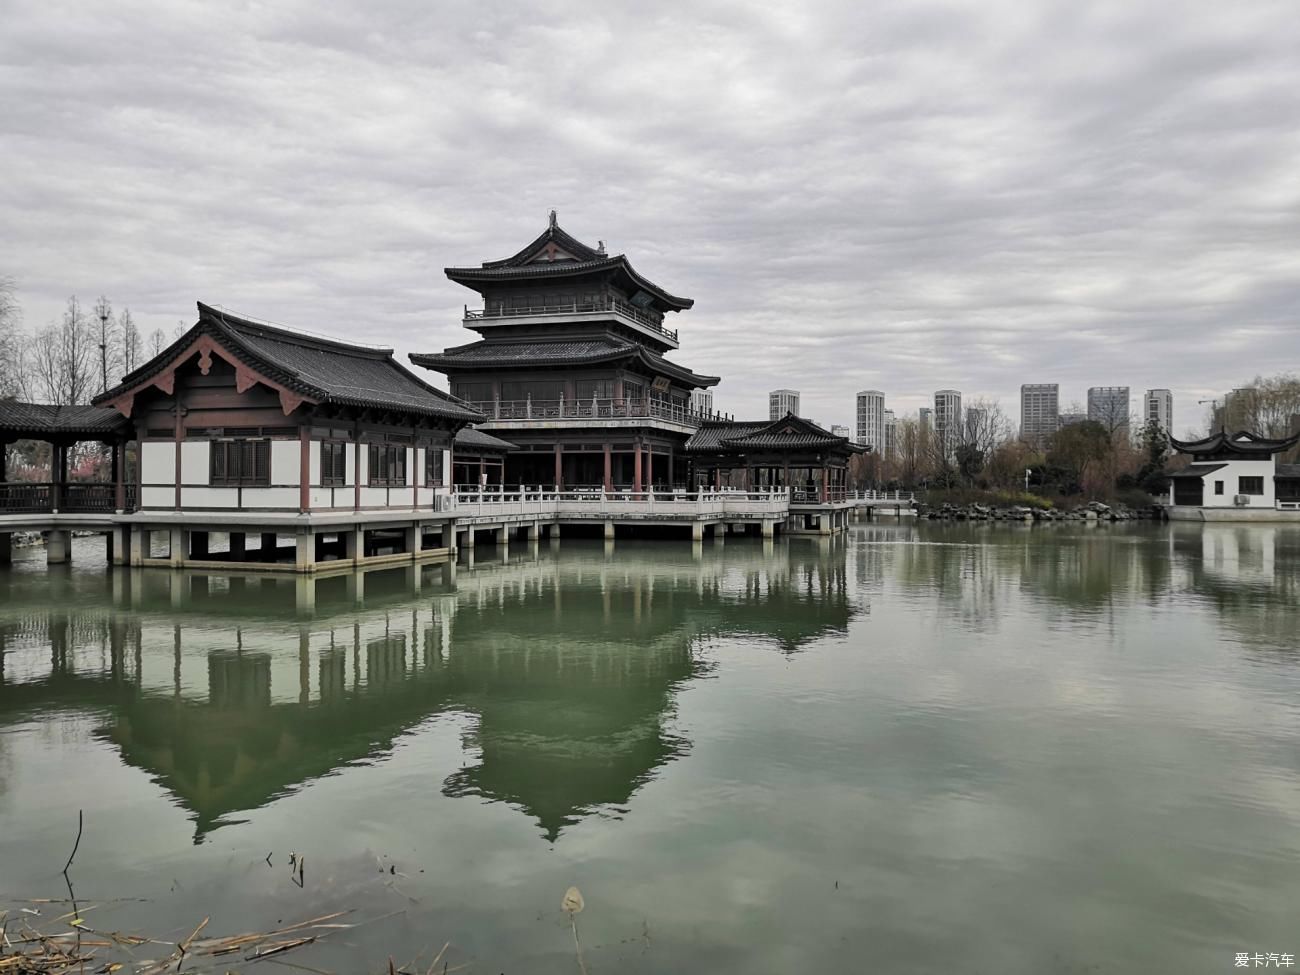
top-left (0, 539), bottom-right (853, 841)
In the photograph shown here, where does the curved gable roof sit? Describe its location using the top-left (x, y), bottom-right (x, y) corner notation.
top-left (94, 303), bottom-right (482, 423)
top-left (445, 217), bottom-right (693, 312)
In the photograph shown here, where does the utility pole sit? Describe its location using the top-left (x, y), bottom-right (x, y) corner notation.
top-left (98, 310), bottom-right (109, 394)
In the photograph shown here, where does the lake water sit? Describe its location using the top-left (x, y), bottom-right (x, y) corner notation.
top-left (1, 521), bottom-right (1297, 973)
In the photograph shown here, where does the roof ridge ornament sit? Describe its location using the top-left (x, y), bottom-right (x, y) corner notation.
top-left (548, 209), bottom-right (557, 229)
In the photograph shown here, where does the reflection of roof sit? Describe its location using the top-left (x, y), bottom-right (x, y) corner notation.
top-left (454, 427), bottom-right (517, 452)
top-left (1169, 463), bottom-right (1229, 479)
top-left (1170, 430), bottom-right (1300, 457)
top-left (94, 303), bottom-right (482, 422)
top-left (445, 218), bottom-right (693, 312)
top-left (0, 401), bottom-right (131, 439)
top-left (685, 414), bottom-right (866, 454)
top-left (411, 339), bottom-right (719, 388)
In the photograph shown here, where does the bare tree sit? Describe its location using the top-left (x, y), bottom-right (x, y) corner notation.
top-left (148, 328), bottom-right (167, 357)
top-left (29, 296), bottom-right (97, 405)
top-left (119, 307), bottom-right (141, 375)
top-left (0, 276), bottom-right (23, 398)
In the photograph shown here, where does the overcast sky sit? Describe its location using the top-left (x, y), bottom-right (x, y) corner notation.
top-left (2, 0), bottom-right (1298, 434)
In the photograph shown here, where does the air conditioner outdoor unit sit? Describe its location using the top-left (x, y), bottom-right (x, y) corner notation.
top-left (1233, 495), bottom-right (1250, 506)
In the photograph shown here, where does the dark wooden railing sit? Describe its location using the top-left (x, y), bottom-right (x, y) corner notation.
top-left (0, 482), bottom-right (124, 514)
top-left (467, 397), bottom-right (730, 426)
top-left (465, 294), bottom-right (679, 343)
top-left (0, 483), bottom-right (53, 513)
top-left (63, 483), bottom-right (117, 512)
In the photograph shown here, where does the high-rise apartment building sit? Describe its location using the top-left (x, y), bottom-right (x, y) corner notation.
top-left (855, 390), bottom-right (886, 451)
top-left (1087, 386), bottom-right (1131, 437)
top-left (690, 388), bottom-right (714, 416)
top-left (1059, 412), bottom-right (1088, 429)
top-left (965, 406), bottom-right (988, 443)
top-left (1144, 389), bottom-right (1172, 438)
top-left (831, 424), bottom-right (850, 439)
top-left (919, 407), bottom-right (933, 432)
top-left (769, 389), bottom-right (800, 420)
top-left (1020, 383), bottom-right (1059, 448)
top-left (883, 409), bottom-right (897, 458)
top-left (934, 389), bottom-right (962, 457)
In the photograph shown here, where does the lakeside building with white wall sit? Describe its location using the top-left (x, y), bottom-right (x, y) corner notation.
top-left (1167, 430), bottom-right (1300, 520)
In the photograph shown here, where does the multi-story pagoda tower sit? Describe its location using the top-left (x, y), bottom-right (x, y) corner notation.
top-left (412, 213), bottom-right (721, 490)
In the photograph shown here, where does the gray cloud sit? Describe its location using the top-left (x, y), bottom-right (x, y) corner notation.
top-left (2, 0), bottom-right (1297, 433)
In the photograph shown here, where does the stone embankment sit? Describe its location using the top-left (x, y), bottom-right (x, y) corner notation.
top-left (917, 500), bottom-right (1162, 523)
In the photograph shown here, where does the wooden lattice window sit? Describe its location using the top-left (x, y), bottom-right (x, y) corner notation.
top-left (321, 441), bottom-right (347, 486)
top-left (210, 440), bottom-right (270, 487)
top-left (368, 444), bottom-right (407, 486)
top-left (425, 447), bottom-right (444, 487)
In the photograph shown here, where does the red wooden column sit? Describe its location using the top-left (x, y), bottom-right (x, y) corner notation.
top-left (173, 404), bottom-right (184, 510)
top-left (353, 440), bottom-right (362, 511)
top-left (553, 444), bottom-right (563, 490)
top-left (633, 440), bottom-right (643, 492)
top-left (603, 444), bottom-right (612, 492)
top-left (667, 451), bottom-right (674, 487)
top-left (113, 441), bottom-right (125, 511)
top-left (299, 427), bottom-right (311, 513)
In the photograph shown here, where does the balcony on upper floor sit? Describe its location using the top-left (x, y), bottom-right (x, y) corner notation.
top-left (464, 294), bottom-right (680, 348)
top-left (465, 396), bottom-right (728, 433)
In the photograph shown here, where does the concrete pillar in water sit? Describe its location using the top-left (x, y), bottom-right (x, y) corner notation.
top-left (691, 521), bottom-right (704, 541)
top-left (345, 527), bottom-right (364, 564)
top-left (46, 530), bottom-right (70, 564)
top-left (550, 522), bottom-right (561, 539)
top-left (130, 527), bottom-right (146, 566)
top-left (168, 528), bottom-right (185, 567)
top-left (110, 526), bottom-right (128, 566)
top-left (495, 525), bottom-right (508, 547)
top-left (761, 519), bottom-right (776, 538)
top-left (603, 521), bottom-right (615, 540)
top-left (525, 521), bottom-right (538, 541)
top-left (463, 526), bottom-right (476, 550)
top-left (295, 530), bottom-right (315, 573)
top-left (440, 520), bottom-right (456, 553)
top-left (407, 524), bottom-right (422, 559)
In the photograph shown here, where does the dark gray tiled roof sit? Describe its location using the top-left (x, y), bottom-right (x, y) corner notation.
top-left (416, 339), bottom-right (632, 366)
top-left (96, 303), bottom-right (482, 423)
top-left (412, 339), bottom-right (719, 388)
top-left (1171, 430), bottom-right (1300, 456)
top-left (1169, 463), bottom-right (1229, 479)
top-left (685, 414), bottom-right (864, 455)
top-left (445, 219), bottom-right (693, 311)
top-left (0, 401), bottom-right (130, 437)
top-left (1275, 464), bottom-right (1300, 478)
top-left (454, 427), bottom-right (517, 452)
top-left (684, 421), bottom-right (770, 452)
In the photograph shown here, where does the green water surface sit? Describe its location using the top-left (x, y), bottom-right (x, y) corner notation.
top-left (0, 521), bottom-right (1296, 973)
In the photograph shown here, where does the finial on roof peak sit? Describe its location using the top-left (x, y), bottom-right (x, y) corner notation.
top-left (548, 209), bottom-right (557, 229)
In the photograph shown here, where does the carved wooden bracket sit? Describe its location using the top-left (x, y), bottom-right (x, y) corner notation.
top-left (279, 389), bottom-right (306, 415)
